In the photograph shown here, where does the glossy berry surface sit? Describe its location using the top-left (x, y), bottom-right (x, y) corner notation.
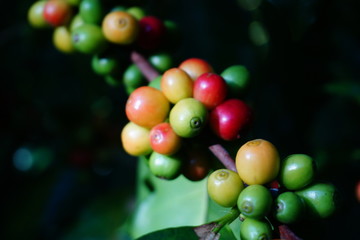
top-left (28, 0), bottom-right (49, 28)
top-left (274, 191), bottom-right (304, 224)
top-left (236, 139), bottom-right (280, 185)
top-left (79, 0), bottom-right (103, 24)
top-left (207, 169), bottom-right (244, 208)
top-left (126, 86), bottom-right (170, 129)
top-left (279, 154), bottom-right (316, 190)
top-left (209, 99), bottom-right (252, 141)
top-left (295, 182), bottom-right (338, 219)
top-left (123, 64), bottom-right (145, 94)
top-left (193, 72), bottom-right (227, 110)
top-left (221, 65), bottom-right (249, 97)
top-left (91, 54), bottom-right (119, 76)
top-left (121, 121), bottom-right (152, 156)
top-left (178, 58), bottom-right (214, 81)
top-left (169, 98), bottom-right (208, 138)
top-left (43, 0), bottom-right (73, 27)
top-left (149, 122), bottom-right (182, 155)
top-left (237, 184), bottom-right (273, 219)
top-left (102, 11), bottom-right (139, 44)
top-left (71, 24), bottom-right (107, 54)
top-left (149, 52), bottom-right (173, 72)
top-left (149, 152), bottom-right (182, 180)
top-left (161, 68), bottom-right (193, 104)
top-left (240, 218), bottom-right (272, 240)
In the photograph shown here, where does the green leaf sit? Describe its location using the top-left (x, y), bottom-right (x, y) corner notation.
top-left (136, 226), bottom-right (198, 240)
top-left (129, 157), bottom-right (209, 239)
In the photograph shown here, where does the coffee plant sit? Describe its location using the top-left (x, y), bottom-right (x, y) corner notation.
top-left (2, 0), bottom-right (359, 240)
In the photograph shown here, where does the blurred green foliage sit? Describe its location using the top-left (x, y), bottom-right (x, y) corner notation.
top-left (1, 0), bottom-right (359, 239)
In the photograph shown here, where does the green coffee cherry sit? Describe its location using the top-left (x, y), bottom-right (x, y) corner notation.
top-left (274, 191), bottom-right (305, 224)
top-left (207, 169), bottom-right (244, 207)
top-left (279, 154), bottom-right (316, 190)
top-left (71, 24), bottom-right (107, 54)
top-left (79, 0), bottom-right (103, 25)
top-left (169, 98), bottom-right (208, 138)
top-left (240, 218), bottom-right (272, 240)
top-left (295, 182), bottom-right (339, 219)
top-left (92, 54), bottom-right (119, 76)
top-left (123, 64), bottom-right (146, 91)
top-left (148, 152), bottom-right (182, 180)
top-left (221, 65), bottom-right (249, 97)
top-left (237, 184), bottom-right (272, 219)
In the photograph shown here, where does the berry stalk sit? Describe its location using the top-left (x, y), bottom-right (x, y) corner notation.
top-left (212, 207), bottom-right (241, 234)
top-left (131, 50), bottom-right (160, 82)
top-left (208, 144), bottom-right (237, 172)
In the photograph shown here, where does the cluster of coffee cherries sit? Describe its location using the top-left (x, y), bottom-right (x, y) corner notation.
top-left (121, 57), bottom-right (252, 180)
top-left (207, 139), bottom-right (338, 239)
top-left (27, 0), bottom-right (177, 87)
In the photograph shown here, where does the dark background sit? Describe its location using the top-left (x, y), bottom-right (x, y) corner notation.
top-left (1, 0), bottom-right (359, 239)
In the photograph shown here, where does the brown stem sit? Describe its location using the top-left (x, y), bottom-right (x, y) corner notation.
top-left (131, 51), bottom-right (160, 82)
top-left (208, 144), bottom-right (237, 172)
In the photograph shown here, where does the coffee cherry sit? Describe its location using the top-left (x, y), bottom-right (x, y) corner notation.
top-left (121, 121), bottom-right (152, 156)
top-left (102, 11), bottom-right (139, 45)
top-left (236, 139), bottom-right (280, 185)
top-left (169, 98), bottom-right (208, 138)
top-left (123, 64), bottom-right (146, 94)
top-left (53, 26), bottom-right (74, 53)
top-left (179, 58), bottom-right (214, 81)
top-left (295, 182), bottom-right (338, 219)
top-left (221, 65), bottom-right (249, 97)
top-left (161, 68), bottom-right (193, 104)
top-left (91, 54), bottom-right (119, 76)
top-left (149, 52), bottom-right (173, 72)
top-left (79, 0), bottom-right (103, 25)
top-left (148, 75), bottom-right (162, 90)
top-left (71, 24), bottom-right (107, 54)
top-left (182, 147), bottom-right (211, 181)
top-left (28, 1), bottom-right (49, 28)
top-left (193, 72), bottom-right (227, 110)
top-left (274, 191), bottom-right (305, 224)
top-left (237, 184), bottom-right (273, 219)
top-left (209, 99), bottom-right (252, 141)
top-left (43, 0), bottom-right (73, 27)
top-left (279, 154), bottom-right (316, 190)
top-left (137, 16), bottom-right (166, 50)
top-left (126, 86), bottom-right (170, 129)
top-left (207, 169), bottom-right (245, 208)
top-left (149, 152), bottom-right (182, 180)
top-left (240, 218), bottom-right (272, 240)
top-left (127, 6), bottom-right (146, 20)
top-left (70, 14), bottom-right (85, 31)
top-left (149, 122), bottom-right (182, 155)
